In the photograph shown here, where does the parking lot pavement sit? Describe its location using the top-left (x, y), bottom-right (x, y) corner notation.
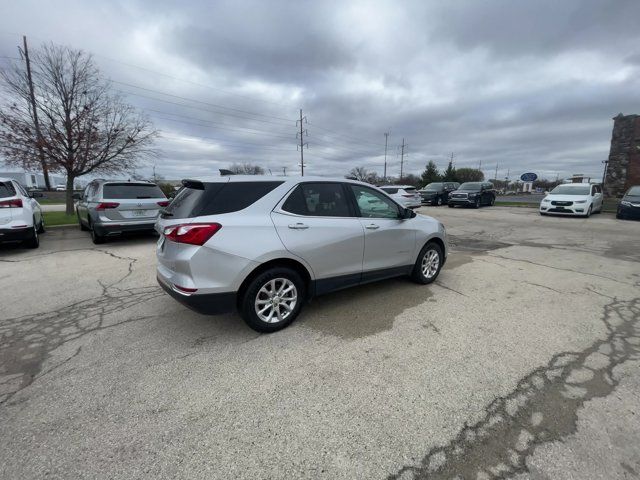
top-left (1, 207), bottom-right (639, 479)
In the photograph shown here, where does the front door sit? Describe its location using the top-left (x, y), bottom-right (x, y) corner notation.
top-left (349, 184), bottom-right (416, 281)
top-left (271, 182), bottom-right (364, 293)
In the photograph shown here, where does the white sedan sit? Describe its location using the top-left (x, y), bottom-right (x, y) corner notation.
top-left (539, 183), bottom-right (603, 217)
top-left (379, 185), bottom-right (422, 209)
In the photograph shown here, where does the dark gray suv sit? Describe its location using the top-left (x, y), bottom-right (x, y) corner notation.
top-left (75, 179), bottom-right (169, 244)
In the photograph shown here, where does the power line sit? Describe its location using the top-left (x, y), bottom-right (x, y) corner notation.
top-left (158, 132), bottom-right (296, 152)
top-left (112, 80), bottom-right (293, 122)
top-left (307, 122), bottom-right (385, 148)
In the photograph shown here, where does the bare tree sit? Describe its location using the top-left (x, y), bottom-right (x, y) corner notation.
top-left (347, 166), bottom-right (370, 182)
top-left (228, 163), bottom-right (265, 175)
top-left (0, 43), bottom-right (156, 214)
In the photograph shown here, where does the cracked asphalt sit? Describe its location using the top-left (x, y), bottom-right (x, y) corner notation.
top-left (1, 207), bottom-right (639, 479)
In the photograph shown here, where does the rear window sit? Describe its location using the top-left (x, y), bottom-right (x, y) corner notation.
top-left (0, 182), bottom-right (16, 198)
top-left (163, 181), bottom-right (283, 218)
top-left (380, 187), bottom-right (398, 194)
top-left (403, 187), bottom-right (416, 192)
top-left (103, 183), bottom-right (166, 199)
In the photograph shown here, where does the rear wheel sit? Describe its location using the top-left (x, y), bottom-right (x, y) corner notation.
top-left (436, 196), bottom-right (443, 206)
top-left (90, 221), bottom-right (105, 244)
top-left (37, 214), bottom-right (45, 233)
top-left (240, 267), bottom-right (305, 333)
top-left (24, 219), bottom-right (39, 249)
top-left (411, 242), bottom-right (444, 284)
top-left (489, 195), bottom-right (496, 206)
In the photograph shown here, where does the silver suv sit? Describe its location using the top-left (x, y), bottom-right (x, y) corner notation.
top-left (156, 176), bottom-right (447, 332)
top-left (75, 179), bottom-right (169, 244)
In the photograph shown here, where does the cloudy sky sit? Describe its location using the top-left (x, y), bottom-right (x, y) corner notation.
top-left (1, 0), bottom-right (639, 182)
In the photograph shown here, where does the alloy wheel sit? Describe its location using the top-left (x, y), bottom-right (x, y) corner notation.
top-left (254, 278), bottom-right (298, 323)
top-left (421, 249), bottom-right (440, 279)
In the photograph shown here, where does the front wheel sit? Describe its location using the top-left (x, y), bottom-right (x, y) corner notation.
top-left (241, 267), bottom-right (305, 333)
top-left (448, 203), bottom-right (454, 208)
top-left (37, 215), bottom-right (45, 233)
top-left (585, 205), bottom-right (592, 218)
top-left (474, 198), bottom-right (481, 209)
top-left (411, 242), bottom-right (444, 285)
top-left (78, 212), bottom-right (88, 231)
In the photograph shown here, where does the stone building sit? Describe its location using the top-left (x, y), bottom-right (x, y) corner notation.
top-left (604, 113), bottom-right (640, 197)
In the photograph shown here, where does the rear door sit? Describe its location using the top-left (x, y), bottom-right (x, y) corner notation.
top-left (271, 182), bottom-right (364, 292)
top-left (349, 184), bottom-right (415, 278)
top-left (100, 183), bottom-right (167, 222)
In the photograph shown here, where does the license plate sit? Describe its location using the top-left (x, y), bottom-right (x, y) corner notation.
top-left (133, 210), bottom-right (147, 216)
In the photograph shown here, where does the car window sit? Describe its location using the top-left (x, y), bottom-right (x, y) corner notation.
top-left (86, 184), bottom-right (97, 200)
top-left (0, 181), bottom-right (16, 198)
top-left (165, 181), bottom-right (283, 218)
top-left (14, 182), bottom-right (29, 197)
top-left (103, 183), bottom-right (166, 199)
top-left (351, 185), bottom-right (400, 219)
top-left (380, 187), bottom-right (399, 194)
top-left (403, 187), bottom-right (416, 192)
top-left (282, 183), bottom-right (351, 217)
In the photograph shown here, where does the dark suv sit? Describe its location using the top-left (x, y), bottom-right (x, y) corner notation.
top-left (419, 182), bottom-right (460, 206)
top-left (448, 182), bottom-right (496, 208)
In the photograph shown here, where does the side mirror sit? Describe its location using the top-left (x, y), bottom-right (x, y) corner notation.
top-left (29, 191), bottom-right (43, 198)
top-left (401, 208), bottom-right (417, 219)
top-left (72, 193), bottom-right (82, 200)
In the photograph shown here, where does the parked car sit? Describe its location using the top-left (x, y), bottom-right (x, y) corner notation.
top-left (55, 184), bottom-right (67, 191)
top-left (156, 176), bottom-right (447, 333)
top-left (616, 185), bottom-right (640, 220)
top-left (539, 183), bottom-right (603, 217)
top-left (379, 185), bottom-right (422, 208)
top-left (75, 179), bottom-right (169, 244)
top-left (0, 177), bottom-right (44, 248)
top-left (419, 182), bottom-right (459, 206)
top-left (448, 182), bottom-right (496, 208)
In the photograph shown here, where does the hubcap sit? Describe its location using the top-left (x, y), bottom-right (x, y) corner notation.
top-left (254, 278), bottom-right (298, 323)
top-left (421, 249), bottom-right (440, 279)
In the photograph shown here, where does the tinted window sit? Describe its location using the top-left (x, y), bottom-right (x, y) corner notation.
top-left (424, 183), bottom-right (443, 191)
top-left (282, 183), bottom-right (351, 217)
top-left (0, 181), bottom-right (16, 198)
top-left (550, 185), bottom-right (590, 195)
top-left (627, 186), bottom-right (640, 196)
top-left (351, 185), bottom-right (400, 219)
top-left (458, 182), bottom-right (483, 191)
top-left (380, 187), bottom-right (399, 194)
top-left (103, 183), bottom-right (166, 199)
top-left (403, 187), bottom-right (416, 192)
top-left (164, 181), bottom-right (283, 218)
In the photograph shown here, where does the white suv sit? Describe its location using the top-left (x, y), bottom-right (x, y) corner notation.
top-left (379, 185), bottom-right (423, 208)
top-left (156, 176), bottom-right (447, 332)
top-left (540, 183), bottom-right (603, 217)
top-left (0, 177), bottom-right (44, 248)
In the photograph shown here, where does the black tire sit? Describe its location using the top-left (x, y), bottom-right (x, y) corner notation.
top-left (78, 212), bottom-right (88, 231)
top-left (240, 267), bottom-right (306, 333)
top-left (436, 196), bottom-right (443, 206)
top-left (37, 215), bottom-right (45, 233)
top-left (585, 205), bottom-right (592, 218)
top-left (540, 212), bottom-right (547, 216)
top-left (90, 221), bottom-right (105, 244)
top-left (411, 242), bottom-right (444, 284)
top-left (616, 212), bottom-right (623, 219)
top-left (474, 198), bottom-right (481, 209)
top-left (24, 219), bottom-right (39, 249)
top-left (489, 195), bottom-right (496, 206)
top-left (448, 203), bottom-right (454, 208)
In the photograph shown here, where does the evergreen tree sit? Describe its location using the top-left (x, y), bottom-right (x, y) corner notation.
top-left (420, 160), bottom-right (441, 186)
top-left (442, 161), bottom-right (457, 182)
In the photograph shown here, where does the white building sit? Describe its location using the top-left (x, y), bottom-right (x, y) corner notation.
top-left (0, 171), bottom-right (67, 189)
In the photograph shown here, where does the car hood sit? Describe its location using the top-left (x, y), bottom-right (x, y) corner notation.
top-left (544, 194), bottom-right (590, 202)
top-left (622, 195), bottom-right (640, 202)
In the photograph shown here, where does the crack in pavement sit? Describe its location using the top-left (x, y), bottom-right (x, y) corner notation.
top-left (0, 283), bottom-right (163, 406)
top-left (388, 297), bottom-right (640, 480)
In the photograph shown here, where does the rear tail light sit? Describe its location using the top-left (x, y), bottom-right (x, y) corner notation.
top-left (157, 201), bottom-right (170, 207)
top-left (0, 198), bottom-right (22, 208)
top-left (96, 202), bottom-right (120, 210)
top-left (163, 223), bottom-right (221, 246)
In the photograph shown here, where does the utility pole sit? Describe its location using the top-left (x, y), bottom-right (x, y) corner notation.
top-left (20, 36), bottom-right (51, 190)
top-left (383, 132), bottom-right (389, 180)
top-left (494, 163), bottom-right (498, 182)
top-left (478, 159), bottom-right (482, 172)
top-left (296, 109), bottom-right (308, 176)
top-left (282, 167), bottom-right (286, 176)
top-left (400, 138), bottom-right (406, 181)
top-left (601, 159), bottom-right (608, 191)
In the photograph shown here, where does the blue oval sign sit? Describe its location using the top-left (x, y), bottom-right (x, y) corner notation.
top-left (520, 172), bottom-right (538, 182)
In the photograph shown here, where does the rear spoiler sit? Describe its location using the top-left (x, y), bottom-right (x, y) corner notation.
top-left (181, 179), bottom-right (205, 190)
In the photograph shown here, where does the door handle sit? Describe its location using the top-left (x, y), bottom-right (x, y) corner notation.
top-left (288, 223), bottom-right (309, 230)
top-left (365, 224), bottom-right (380, 230)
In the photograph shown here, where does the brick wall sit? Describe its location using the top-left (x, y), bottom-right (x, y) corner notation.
top-left (604, 113), bottom-right (640, 197)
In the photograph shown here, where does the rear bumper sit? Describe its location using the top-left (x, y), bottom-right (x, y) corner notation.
top-left (93, 220), bottom-right (157, 236)
top-left (0, 227), bottom-right (34, 243)
top-left (157, 275), bottom-right (237, 315)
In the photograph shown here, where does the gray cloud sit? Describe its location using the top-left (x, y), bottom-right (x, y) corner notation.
top-left (1, 0), bottom-right (639, 182)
